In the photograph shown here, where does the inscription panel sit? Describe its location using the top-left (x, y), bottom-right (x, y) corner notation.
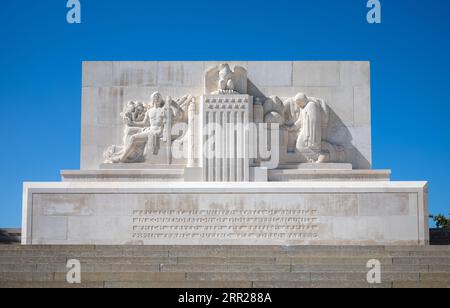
top-left (28, 190), bottom-right (424, 245)
top-left (132, 209), bottom-right (319, 240)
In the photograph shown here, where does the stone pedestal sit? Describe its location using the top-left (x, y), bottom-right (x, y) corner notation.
top-left (22, 182), bottom-right (429, 245)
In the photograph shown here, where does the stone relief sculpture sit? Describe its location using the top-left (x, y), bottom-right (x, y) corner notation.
top-left (217, 63), bottom-right (237, 94)
top-left (103, 91), bottom-right (194, 164)
top-left (205, 63), bottom-right (248, 95)
top-left (103, 64), bottom-right (345, 167)
top-left (263, 93), bottom-right (345, 163)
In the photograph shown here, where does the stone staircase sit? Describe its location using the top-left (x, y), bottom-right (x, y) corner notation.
top-left (0, 245), bottom-right (449, 288)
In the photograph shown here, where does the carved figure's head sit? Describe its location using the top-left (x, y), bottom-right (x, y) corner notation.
top-left (150, 92), bottom-right (164, 108)
top-left (121, 101), bottom-right (136, 121)
top-left (135, 102), bottom-right (145, 113)
top-left (294, 93), bottom-right (308, 108)
top-left (125, 101), bottom-right (136, 113)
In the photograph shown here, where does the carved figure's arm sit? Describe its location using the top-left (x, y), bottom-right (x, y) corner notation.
top-left (293, 117), bottom-right (302, 130)
top-left (127, 112), bottom-right (150, 128)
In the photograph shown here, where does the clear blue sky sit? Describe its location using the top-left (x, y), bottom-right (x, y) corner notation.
top-left (0, 0), bottom-right (449, 227)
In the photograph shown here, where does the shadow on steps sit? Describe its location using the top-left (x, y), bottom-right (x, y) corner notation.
top-left (0, 229), bottom-right (21, 245)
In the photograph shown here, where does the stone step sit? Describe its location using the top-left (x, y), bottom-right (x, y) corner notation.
top-left (176, 256), bottom-right (396, 265)
top-left (3, 245), bottom-right (450, 252)
top-left (2, 262), bottom-right (450, 274)
top-left (393, 281), bottom-right (450, 288)
top-left (0, 250), bottom-right (170, 258)
top-left (1, 245), bottom-right (449, 288)
top-left (0, 281), bottom-right (252, 288)
top-left (0, 263), bottom-right (161, 273)
top-left (254, 281), bottom-right (450, 288)
top-left (253, 281), bottom-right (393, 288)
top-left (5, 250), bottom-right (449, 258)
top-left (0, 282), bottom-right (105, 288)
top-left (0, 256), bottom-right (178, 265)
top-left (2, 271), bottom-right (449, 283)
top-left (2, 246), bottom-right (450, 258)
top-left (2, 280), bottom-right (450, 288)
top-left (187, 272), bottom-right (450, 282)
top-left (0, 272), bottom-right (187, 283)
top-left (291, 264), bottom-right (433, 273)
top-left (2, 256), bottom-right (450, 267)
top-left (0, 251), bottom-right (438, 258)
top-left (392, 257), bottom-right (450, 265)
top-left (2, 257), bottom-right (450, 268)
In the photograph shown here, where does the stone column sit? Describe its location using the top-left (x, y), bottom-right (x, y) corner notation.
top-left (222, 110), bottom-right (229, 181)
top-left (187, 99), bottom-right (196, 168)
top-left (207, 110), bottom-right (214, 181)
top-left (252, 97), bottom-right (264, 165)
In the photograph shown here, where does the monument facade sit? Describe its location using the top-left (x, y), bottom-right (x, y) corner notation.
top-left (22, 61), bottom-right (429, 245)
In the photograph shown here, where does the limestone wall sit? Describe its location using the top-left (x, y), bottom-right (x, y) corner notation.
top-left (81, 61), bottom-right (371, 170)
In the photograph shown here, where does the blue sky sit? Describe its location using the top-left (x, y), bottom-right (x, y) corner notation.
top-left (0, 0), bottom-right (449, 227)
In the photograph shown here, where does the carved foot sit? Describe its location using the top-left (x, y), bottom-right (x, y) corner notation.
top-left (317, 153), bottom-right (329, 163)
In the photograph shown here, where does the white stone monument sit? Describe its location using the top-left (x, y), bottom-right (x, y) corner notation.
top-left (22, 61), bottom-right (429, 245)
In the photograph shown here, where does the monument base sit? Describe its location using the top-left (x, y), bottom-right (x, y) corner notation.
top-left (22, 182), bottom-right (428, 246)
top-left (60, 168), bottom-right (391, 182)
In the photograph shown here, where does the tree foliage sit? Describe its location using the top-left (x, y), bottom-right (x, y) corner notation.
top-left (429, 214), bottom-right (450, 229)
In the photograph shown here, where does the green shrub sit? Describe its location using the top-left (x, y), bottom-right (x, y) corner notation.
top-left (429, 214), bottom-right (450, 229)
